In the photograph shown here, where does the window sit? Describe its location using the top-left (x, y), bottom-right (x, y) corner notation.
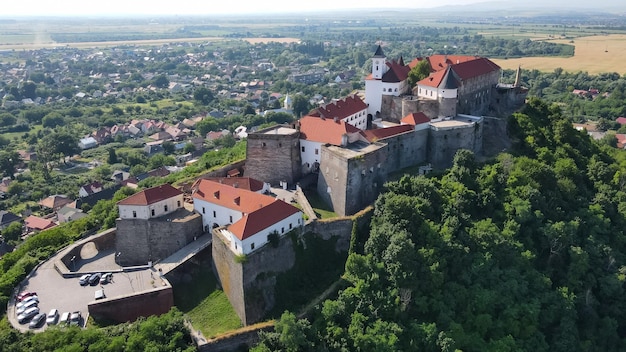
top-left (279, 143), bottom-right (282, 147)
top-left (289, 223), bottom-right (292, 229)
top-left (281, 227), bottom-right (285, 234)
top-left (315, 149), bottom-right (319, 155)
top-left (262, 142), bottom-right (266, 147)
top-left (164, 205), bottom-right (168, 212)
top-left (213, 211), bottom-right (216, 218)
top-left (229, 215), bottom-right (233, 223)
top-left (301, 146), bottom-right (305, 152)
top-left (151, 209), bottom-right (155, 216)
top-left (133, 211), bottom-right (137, 218)
top-left (202, 207), bottom-right (206, 214)
top-left (177, 201), bottom-right (181, 208)
top-left (251, 243), bottom-right (255, 250)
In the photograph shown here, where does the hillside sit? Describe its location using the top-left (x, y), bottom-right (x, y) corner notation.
top-left (254, 98), bottom-right (626, 351)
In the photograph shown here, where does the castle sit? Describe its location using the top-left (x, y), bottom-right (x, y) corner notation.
top-left (245, 46), bottom-right (527, 216)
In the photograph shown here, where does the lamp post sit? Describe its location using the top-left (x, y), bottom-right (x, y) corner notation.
top-left (116, 252), bottom-right (121, 269)
top-left (70, 256), bottom-right (76, 272)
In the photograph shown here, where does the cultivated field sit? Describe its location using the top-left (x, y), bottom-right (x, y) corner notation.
top-left (493, 34), bottom-right (626, 75)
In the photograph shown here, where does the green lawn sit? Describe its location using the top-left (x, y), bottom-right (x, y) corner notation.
top-left (172, 263), bottom-right (241, 338)
top-left (303, 190), bottom-right (338, 219)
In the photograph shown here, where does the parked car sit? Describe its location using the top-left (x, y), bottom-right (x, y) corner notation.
top-left (46, 308), bottom-right (59, 325)
top-left (100, 273), bottom-right (112, 284)
top-left (16, 295), bottom-right (38, 309)
top-left (29, 313), bottom-right (46, 329)
top-left (17, 307), bottom-right (40, 324)
top-left (16, 299), bottom-right (38, 315)
top-left (17, 291), bottom-right (37, 301)
top-left (88, 273), bottom-right (101, 286)
top-left (69, 311), bottom-right (82, 327)
top-left (79, 274), bottom-right (91, 286)
top-left (59, 311), bottom-right (71, 325)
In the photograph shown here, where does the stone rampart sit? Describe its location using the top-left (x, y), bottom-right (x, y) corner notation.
top-left (88, 286), bottom-right (173, 323)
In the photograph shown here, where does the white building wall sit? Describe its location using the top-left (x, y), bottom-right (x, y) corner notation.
top-left (438, 88), bottom-right (457, 99)
top-left (193, 198), bottom-right (244, 231)
top-left (342, 108), bottom-right (368, 129)
top-left (418, 86), bottom-right (439, 100)
top-left (224, 211), bottom-right (303, 255)
top-left (382, 81), bottom-right (403, 96)
top-left (365, 79), bottom-right (383, 116)
top-left (300, 139), bottom-right (323, 170)
top-left (119, 195), bottom-right (184, 220)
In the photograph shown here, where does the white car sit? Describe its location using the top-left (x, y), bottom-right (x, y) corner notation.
top-left (16, 299), bottom-right (38, 315)
top-left (17, 307), bottom-right (40, 324)
top-left (16, 295), bottom-right (38, 309)
top-left (46, 308), bottom-right (59, 325)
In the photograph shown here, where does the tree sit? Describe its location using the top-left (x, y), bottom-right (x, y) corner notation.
top-left (291, 94), bottom-right (310, 118)
top-left (153, 74), bottom-right (170, 88)
top-left (2, 222), bottom-right (22, 244)
top-left (42, 112), bottom-right (65, 128)
top-left (0, 112), bottom-right (16, 127)
top-left (107, 148), bottom-right (118, 164)
top-left (162, 141), bottom-right (175, 155)
top-left (0, 151), bottom-right (19, 178)
top-left (193, 87), bottom-right (214, 105)
top-left (408, 59), bottom-right (431, 87)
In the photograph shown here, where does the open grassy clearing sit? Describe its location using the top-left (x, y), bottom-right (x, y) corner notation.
top-left (172, 260), bottom-right (242, 338)
top-left (494, 34), bottom-right (626, 74)
top-left (303, 190), bottom-right (338, 219)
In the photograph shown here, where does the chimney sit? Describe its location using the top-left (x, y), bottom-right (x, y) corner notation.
top-left (334, 117), bottom-right (339, 123)
top-left (213, 191), bottom-right (219, 199)
top-left (233, 182), bottom-right (239, 188)
top-left (234, 196), bottom-right (240, 206)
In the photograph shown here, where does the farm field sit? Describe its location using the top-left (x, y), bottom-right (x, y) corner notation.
top-left (493, 34), bottom-right (626, 75)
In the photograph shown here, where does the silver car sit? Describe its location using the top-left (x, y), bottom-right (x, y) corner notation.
top-left (16, 299), bottom-right (38, 315)
top-left (46, 308), bottom-right (59, 325)
top-left (17, 306), bottom-right (40, 324)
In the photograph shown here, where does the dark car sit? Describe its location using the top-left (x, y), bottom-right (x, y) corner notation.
top-left (88, 273), bottom-right (101, 286)
top-left (69, 311), bottom-right (82, 327)
top-left (29, 313), bottom-right (46, 329)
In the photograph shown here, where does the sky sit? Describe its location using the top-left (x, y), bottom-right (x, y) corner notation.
top-left (2, 0), bottom-right (494, 17)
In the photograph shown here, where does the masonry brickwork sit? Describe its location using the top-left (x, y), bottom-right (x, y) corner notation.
top-left (244, 126), bottom-right (301, 186)
top-left (88, 286), bottom-right (173, 323)
top-left (115, 209), bottom-right (203, 266)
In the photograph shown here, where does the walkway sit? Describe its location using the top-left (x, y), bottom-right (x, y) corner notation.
top-left (153, 233), bottom-right (212, 275)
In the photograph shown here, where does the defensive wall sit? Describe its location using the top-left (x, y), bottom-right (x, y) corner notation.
top-left (212, 207), bottom-right (373, 326)
top-left (55, 228), bottom-right (117, 277)
top-left (115, 209), bottom-right (203, 266)
top-left (88, 285), bottom-right (173, 323)
top-left (428, 115), bottom-right (484, 169)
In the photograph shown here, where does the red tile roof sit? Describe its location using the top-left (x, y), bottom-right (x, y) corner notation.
top-left (616, 117), bottom-right (626, 125)
top-left (38, 195), bottom-right (73, 210)
top-left (198, 177), bottom-right (264, 192)
top-left (117, 184), bottom-right (182, 206)
top-left (382, 59), bottom-right (410, 83)
top-left (25, 215), bottom-right (56, 231)
top-left (418, 68), bottom-right (449, 88)
top-left (401, 112), bottom-right (430, 125)
top-left (193, 179), bottom-right (300, 240)
top-left (228, 201), bottom-right (300, 240)
top-left (362, 125), bottom-right (414, 142)
top-left (299, 116), bottom-right (362, 145)
top-left (315, 95), bottom-right (367, 120)
top-left (450, 57), bottom-right (500, 81)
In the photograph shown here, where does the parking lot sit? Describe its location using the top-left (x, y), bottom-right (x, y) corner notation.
top-left (8, 248), bottom-right (158, 332)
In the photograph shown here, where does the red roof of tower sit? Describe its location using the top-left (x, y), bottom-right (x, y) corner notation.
top-left (362, 125), bottom-right (414, 142)
top-left (401, 112), bottom-right (431, 125)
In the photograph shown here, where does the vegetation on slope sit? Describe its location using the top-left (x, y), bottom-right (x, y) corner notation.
top-left (254, 98), bottom-right (626, 351)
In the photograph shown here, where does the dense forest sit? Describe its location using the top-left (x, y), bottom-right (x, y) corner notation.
top-left (253, 98), bottom-right (626, 351)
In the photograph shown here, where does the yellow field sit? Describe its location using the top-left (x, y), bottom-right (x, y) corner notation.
top-left (493, 34), bottom-right (626, 75)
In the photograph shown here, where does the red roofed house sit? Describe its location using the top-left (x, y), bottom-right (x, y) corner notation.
top-left (298, 115), bottom-right (367, 173)
top-left (25, 215), bottom-right (56, 233)
top-left (39, 194), bottom-right (73, 212)
top-left (192, 179), bottom-right (302, 255)
top-left (616, 117), bottom-right (626, 125)
top-left (117, 183), bottom-right (184, 220)
top-left (401, 112), bottom-right (431, 131)
top-left (311, 94), bottom-right (368, 129)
